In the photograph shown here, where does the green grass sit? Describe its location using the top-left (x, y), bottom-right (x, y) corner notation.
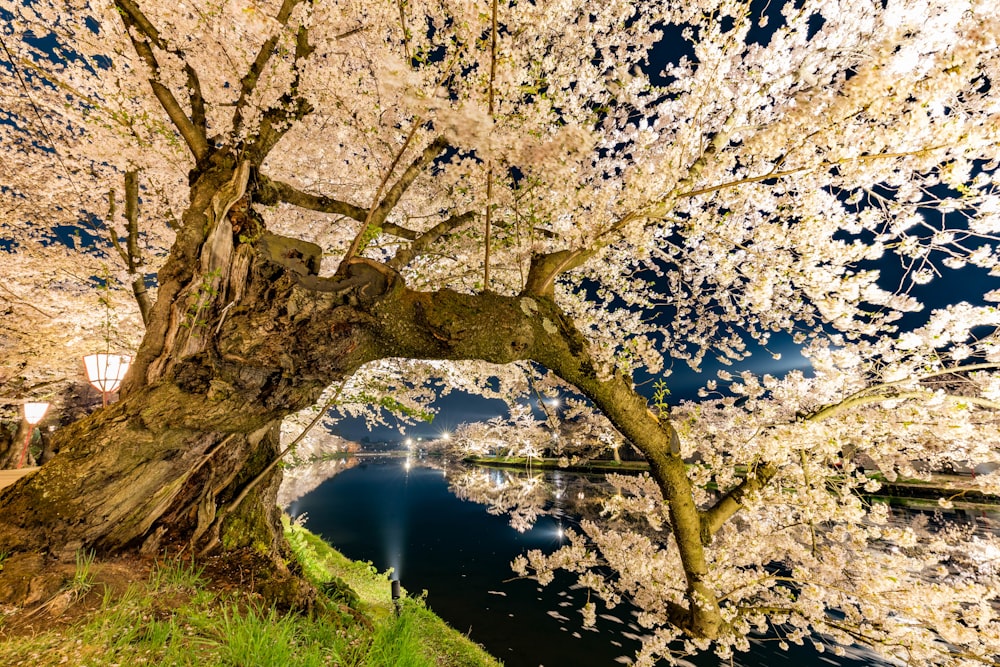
top-left (0, 521), bottom-right (501, 667)
top-left (283, 517), bottom-right (502, 666)
top-left (71, 549), bottom-right (96, 596)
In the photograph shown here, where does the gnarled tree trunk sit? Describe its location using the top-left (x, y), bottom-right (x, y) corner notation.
top-left (0, 148), bottom-right (727, 637)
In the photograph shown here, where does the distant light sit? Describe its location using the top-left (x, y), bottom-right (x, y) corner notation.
top-left (405, 438), bottom-right (413, 448)
top-left (23, 402), bottom-right (50, 425)
top-left (441, 431), bottom-right (451, 440)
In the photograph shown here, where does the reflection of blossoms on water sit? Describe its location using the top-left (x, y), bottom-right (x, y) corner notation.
top-left (277, 411), bottom-right (362, 507)
top-left (278, 455), bottom-right (360, 508)
top-left (445, 462), bottom-right (620, 533)
top-left (449, 467), bottom-right (550, 532)
top-left (446, 461), bottom-right (1000, 667)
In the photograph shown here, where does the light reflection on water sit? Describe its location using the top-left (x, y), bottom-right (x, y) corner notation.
top-left (291, 457), bottom-right (991, 667)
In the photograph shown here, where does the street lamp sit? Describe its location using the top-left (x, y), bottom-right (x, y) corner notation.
top-left (83, 353), bottom-right (131, 407)
top-left (18, 401), bottom-right (49, 469)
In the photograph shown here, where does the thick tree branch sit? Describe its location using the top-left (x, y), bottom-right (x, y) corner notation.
top-left (255, 175), bottom-right (368, 222)
top-left (387, 211), bottom-right (477, 270)
top-left (108, 170), bottom-right (153, 325)
top-left (231, 35), bottom-right (280, 136)
top-left (231, 0), bottom-right (309, 136)
top-left (523, 248), bottom-right (596, 297)
top-left (338, 133), bottom-right (448, 272)
top-left (114, 0), bottom-right (209, 162)
top-left (381, 222), bottom-right (420, 240)
top-left (374, 291), bottom-right (725, 639)
top-left (700, 462), bottom-right (779, 539)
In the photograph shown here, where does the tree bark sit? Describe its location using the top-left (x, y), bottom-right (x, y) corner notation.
top-left (0, 149), bottom-right (723, 637)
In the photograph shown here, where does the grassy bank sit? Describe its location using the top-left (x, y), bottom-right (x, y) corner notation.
top-left (0, 520), bottom-right (502, 667)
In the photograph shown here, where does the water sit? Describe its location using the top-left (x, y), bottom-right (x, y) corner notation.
top-left (289, 457), bottom-right (906, 667)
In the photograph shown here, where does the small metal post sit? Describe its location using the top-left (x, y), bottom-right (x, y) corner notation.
top-left (391, 578), bottom-right (401, 616)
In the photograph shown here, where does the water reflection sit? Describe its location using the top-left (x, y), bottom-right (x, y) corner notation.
top-left (279, 454), bottom-right (360, 511)
top-left (288, 457), bottom-right (998, 667)
top-left (291, 457), bottom-right (646, 666)
top-left (446, 463), bottom-right (617, 533)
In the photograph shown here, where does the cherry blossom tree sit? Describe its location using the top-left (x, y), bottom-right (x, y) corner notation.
top-left (1, 0), bottom-right (999, 661)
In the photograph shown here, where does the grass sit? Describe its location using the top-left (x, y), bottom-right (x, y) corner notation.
top-left (0, 520), bottom-right (502, 667)
top-left (282, 517), bottom-right (502, 666)
top-left (71, 549), bottom-right (96, 596)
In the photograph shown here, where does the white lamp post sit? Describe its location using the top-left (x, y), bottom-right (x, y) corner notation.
top-left (83, 353), bottom-right (132, 407)
top-left (18, 401), bottom-right (50, 469)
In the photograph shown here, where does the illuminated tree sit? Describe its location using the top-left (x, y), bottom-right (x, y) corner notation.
top-left (1, 0), bottom-right (998, 661)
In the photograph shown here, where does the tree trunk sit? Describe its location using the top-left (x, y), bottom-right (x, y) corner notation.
top-left (0, 152), bottom-right (723, 637)
top-left (0, 422), bottom-right (20, 469)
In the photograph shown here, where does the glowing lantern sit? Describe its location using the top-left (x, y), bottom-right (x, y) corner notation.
top-left (83, 353), bottom-right (132, 407)
top-left (18, 401), bottom-right (50, 469)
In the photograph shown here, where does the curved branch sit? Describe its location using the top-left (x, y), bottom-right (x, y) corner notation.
top-left (701, 371), bottom-right (1000, 538)
top-left (806, 389), bottom-right (1000, 422)
top-left (523, 248), bottom-right (596, 297)
top-left (803, 362), bottom-right (1000, 422)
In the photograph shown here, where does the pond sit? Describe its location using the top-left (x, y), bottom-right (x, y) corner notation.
top-left (287, 457), bottom-right (924, 667)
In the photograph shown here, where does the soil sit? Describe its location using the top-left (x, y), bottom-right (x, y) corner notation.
top-left (0, 553), bottom-right (153, 639)
top-left (0, 547), bottom-right (293, 640)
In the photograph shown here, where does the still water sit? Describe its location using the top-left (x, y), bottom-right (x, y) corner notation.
top-left (289, 458), bottom-right (896, 667)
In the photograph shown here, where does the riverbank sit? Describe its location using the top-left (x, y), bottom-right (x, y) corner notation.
top-left (0, 520), bottom-right (502, 667)
top-left (466, 456), bottom-right (1000, 510)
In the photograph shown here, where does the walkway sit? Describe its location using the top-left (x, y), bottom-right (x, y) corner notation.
top-left (0, 467), bottom-right (39, 491)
